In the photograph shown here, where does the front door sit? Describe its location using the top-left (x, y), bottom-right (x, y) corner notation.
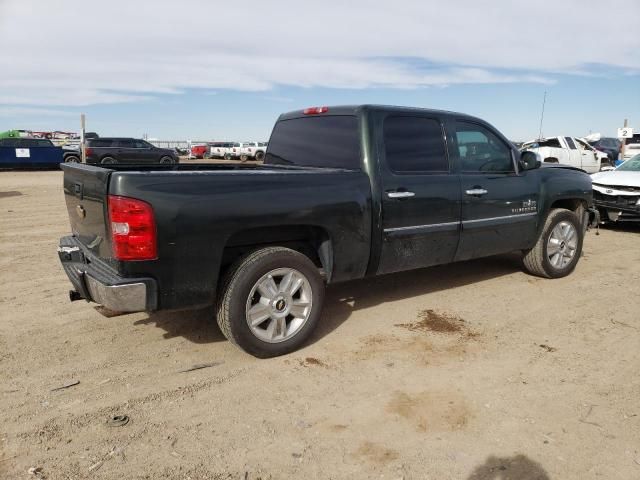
top-left (377, 114), bottom-right (461, 275)
top-left (575, 138), bottom-right (599, 173)
top-left (452, 120), bottom-right (539, 261)
top-left (564, 137), bottom-right (582, 168)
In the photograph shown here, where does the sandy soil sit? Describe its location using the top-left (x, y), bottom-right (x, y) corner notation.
top-left (1, 170), bottom-right (639, 480)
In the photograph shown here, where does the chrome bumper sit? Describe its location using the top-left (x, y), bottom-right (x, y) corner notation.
top-left (84, 274), bottom-right (148, 312)
top-left (58, 236), bottom-right (157, 312)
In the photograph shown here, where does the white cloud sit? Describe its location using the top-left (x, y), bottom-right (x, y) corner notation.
top-left (0, 0), bottom-right (638, 107)
top-left (0, 106), bottom-right (76, 117)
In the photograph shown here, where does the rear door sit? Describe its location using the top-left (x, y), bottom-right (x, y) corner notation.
top-left (453, 120), bottom-right (539, 261)
top-left (115, 139), bottom-right (137, 163)
top-left (377, 114), bottom-right (461, 274)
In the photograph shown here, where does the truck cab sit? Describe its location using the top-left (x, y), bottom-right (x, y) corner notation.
top-left (522, 136), bottom-right (600, 173)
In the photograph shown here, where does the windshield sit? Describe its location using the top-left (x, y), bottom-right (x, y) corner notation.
top-left (617, 155), bottom-right (640, 171)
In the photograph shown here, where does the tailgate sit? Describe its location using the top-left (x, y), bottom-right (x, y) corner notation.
top-left (61, 163), bottom-right (113, 259)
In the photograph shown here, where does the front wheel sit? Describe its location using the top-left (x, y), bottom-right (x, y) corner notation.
top-left (101, 156), bottom-right (117, 165)
top-left (216, 247), bottom-right (325, 358)
top-left (255, 151), bottom-right (265, 161)
top-left (159, 156), bottom-right (175, 164)
top-left (523, 208), bottom-right (583, 278)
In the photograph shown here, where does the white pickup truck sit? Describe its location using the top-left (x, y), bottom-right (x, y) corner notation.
top-left (521, 136), bottom-right (601, 173)
top-left (239, 142), bottom-right (267, 161)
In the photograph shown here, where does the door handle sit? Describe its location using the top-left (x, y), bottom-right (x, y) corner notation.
top-left (387, 191), bottom-right (415, 199)
top-left (465, 188), bottom-right (488, 196)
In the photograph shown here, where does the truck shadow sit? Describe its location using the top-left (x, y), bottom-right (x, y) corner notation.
top-left (136, 252), bottom-right (523, 345)
top-left (134, 306), bottom-right (226, 343)
top-left (466, 454), bottom-right (550, 479)
top-left (311, 252), bottom-right (524, 343)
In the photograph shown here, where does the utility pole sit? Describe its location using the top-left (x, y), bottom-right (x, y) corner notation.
top-left (80, 114), bottom-right (86, 164)
top-left (538, 91), bottom-right (547, 140)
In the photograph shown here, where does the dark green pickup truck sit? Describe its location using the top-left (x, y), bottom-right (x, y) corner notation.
top-left (59, 105), bottom-right (596, 357)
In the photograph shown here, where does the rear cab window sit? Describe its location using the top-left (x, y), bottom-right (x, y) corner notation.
top-left (265, 115), bottom-right (361, 169)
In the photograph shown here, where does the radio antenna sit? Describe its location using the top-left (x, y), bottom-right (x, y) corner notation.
top-left (538, 91), bottom-right (547, 140)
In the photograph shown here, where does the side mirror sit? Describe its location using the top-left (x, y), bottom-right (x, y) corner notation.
top-left (520, 151), bottom-right (541, 171)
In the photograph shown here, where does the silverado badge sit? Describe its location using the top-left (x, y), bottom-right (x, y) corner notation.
top-left (512, 199), bottom-right (537, 214)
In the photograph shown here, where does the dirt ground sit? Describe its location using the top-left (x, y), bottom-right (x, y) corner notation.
top-left (1, 170), bottom-right (639, 480)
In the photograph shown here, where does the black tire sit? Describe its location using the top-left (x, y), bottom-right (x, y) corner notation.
top-left (224, 153), bottom-right (232, 160)
top-left (240, 154), bottom-right (248, 162)
top-left (523, 208), bottom-right (584, 278)
top-left (216, 247), bottom-right (325, 358)
top-left (159, 156), bottom-right (175, 164)
top-left (101, 156), bottom-right (117, 165)
top-left (64, 155), bottom-right (80, 163)
top-left (255, 151), bottom-right (265, 161)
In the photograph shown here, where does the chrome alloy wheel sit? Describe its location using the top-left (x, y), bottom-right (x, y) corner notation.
top-left (547, 220), bottom-right (578, 269)
top-left (245, 268), bottom-right (313, 343)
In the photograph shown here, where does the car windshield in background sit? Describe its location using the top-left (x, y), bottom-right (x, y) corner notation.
top-left (265, 116), bottom-right (360, 169)
top-left (625, 134), bottom-right (640, 145)
top-left (617, 156), bottom-right (640, 171)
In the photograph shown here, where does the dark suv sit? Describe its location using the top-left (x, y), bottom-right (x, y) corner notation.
top-left (85, 138), bottom-right (178, 165)
top-left (588, 137), bottom-right (620, 165)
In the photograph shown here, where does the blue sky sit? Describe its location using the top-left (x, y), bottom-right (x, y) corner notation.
top-left (1, 1), bottom-right (639, 142)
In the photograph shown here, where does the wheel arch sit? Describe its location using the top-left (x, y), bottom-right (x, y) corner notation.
top-left (219, 225), bottom-right (334, 283)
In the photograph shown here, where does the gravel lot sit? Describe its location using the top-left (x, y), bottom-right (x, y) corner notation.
top-left (1, 170), bottom-right (639, 479)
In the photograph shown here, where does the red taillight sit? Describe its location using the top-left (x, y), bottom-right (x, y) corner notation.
top-left (303, 106), bottom-right (329, 115)
top-left (85, 147), bottom-right (93, 156)
top-left (108, 195), bottom-right (157, 261)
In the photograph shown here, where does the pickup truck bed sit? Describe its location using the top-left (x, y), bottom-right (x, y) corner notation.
top-left (60, 162), bottom-right (372, 311)
top-left (59, 104), bottom-right (596, 357)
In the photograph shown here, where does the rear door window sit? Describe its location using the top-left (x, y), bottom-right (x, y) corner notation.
top-left (265, 115), bottom-right (360, 169)
top-left (383, 116), bottom-right (448, 173)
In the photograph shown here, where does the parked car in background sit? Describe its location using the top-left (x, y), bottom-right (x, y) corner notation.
top-left (591, 154), bottom-right (640, 223)
top-left (62, 145), bottom-right (81, 163)
top-left (85, 138), bottom-right (178, 165)
top-left (190, 144), bottom-right (209, 159)
top-left (58, 104), bottom-right (596, 358)
top-left (622, 133), bottom-right (640, 162)
top-left (224, 142), bottom-right (243, 159)
top-left (0, 137), bottom-right (63, 169)
top-left (587, 137), bottom-right (621, 165)
top-left (575, 137), bottom-right (609, 169)
top-left (209, 142), bottom-right (234, 159)
top-left (239, 142), bottom-right (267, 161)
top-left (521, 136), bottom-right (600, 173)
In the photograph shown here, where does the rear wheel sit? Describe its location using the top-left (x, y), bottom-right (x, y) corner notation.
top-left (523, 208), bottom-right (583, 278)
top-left (101, 156), bottom-right (117, 165)
top-left (224, 153), bottom-right (232, 160)
top-left (216, 247), bottom-right (324, 358)
top-left (64, 155), bottom-right (80, 163)
top-left (255, 151), bottom-right (265, 161)
top-left (240, 154), bottom-right (248, 162)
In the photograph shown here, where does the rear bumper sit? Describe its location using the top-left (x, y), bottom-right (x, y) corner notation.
top-left (58, 236), bottom-right (157, 312)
